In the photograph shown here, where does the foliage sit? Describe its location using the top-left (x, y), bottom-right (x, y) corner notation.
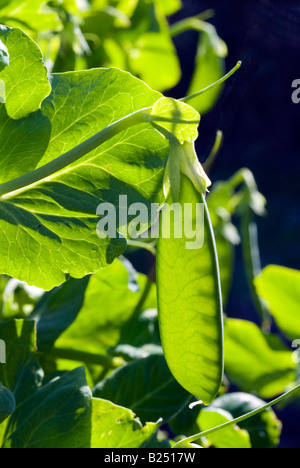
top-left (0, 1), bottom-right (299, 449)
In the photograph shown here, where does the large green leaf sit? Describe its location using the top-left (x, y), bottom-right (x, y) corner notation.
top-left (91, 398), bottom-right (157, 448)
top-left (0, 29), bottom-right (170, 289)
top-left (0, 25), bottom-right (51, 119)
top-left (225, 319), bottom-right (296, 398)
top-left (2, 367), bottom-right (92, 448)
top-left (157, 175), bottom-right (223, 405)
top-left (197, 407), bottom-right (251, 448)
top-left (211, 393), bottom-right (282, 448)
top-left (93, 354), bottom-right (192, 423)
top-left (255, 265), bottom-right (300, 339)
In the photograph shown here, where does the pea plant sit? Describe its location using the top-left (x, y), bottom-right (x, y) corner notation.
top-left (0, 0), bottom-right (299, 449)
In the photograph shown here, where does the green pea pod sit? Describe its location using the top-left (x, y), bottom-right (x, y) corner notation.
top-left (157, 175), bottom-right (224, 405)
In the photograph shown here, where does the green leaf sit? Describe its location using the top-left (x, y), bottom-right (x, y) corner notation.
top-left (150, 97), bottom-right (200, 143)
top-left (157, 175), bottom-right (223, 405)
top-left (91, 398), bottom-right (157, 448)
top-left (3, 367), bottom-right (92, 448)
top-left (155, 0), bottom-right (182, 16)
top-left (0, 0), bottom-right (61, 34)
top-left (225, 319), bottom-right (296, 398)
top-left (30, 276), bottom-right (90, 352)
top-left (0, 64), bottom-right (169, 289)
top-left (0, 25), bottom-right (51, 119)
top-left (188, 28), bottom-right (227, 114)
top-left (211, 393), bottom-right (282, 448)
top-left (0, 383), bottom-right (15, 424)
top-left (129, 31), bottom-right (181, 92)
top-left (93, 354), bottom-right (192, 423)
top-left (197, 407), bottom-right (251, 448)
top-left (119, 308), bottom-right (160, 349)
top-left (126, 0), bottom-right (181, 92)
top-left (255, 265), bottom-right (300, 339)
top-left (56, 260), bottom-right (156, 358)
top-left (0, 102), bottom-right (51, 183)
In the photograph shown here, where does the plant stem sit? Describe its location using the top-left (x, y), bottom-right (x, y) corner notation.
top-left (49, 347), bottom-right (124, 369)
top-left (126, 239), bottom-right (156, 255)
top-left (0, 107), bottom-right (152, 199)
top-left (173, 384), bottom-right (300, 448)
top-left (170, 15), bottom-right (215, 38)
top-left (229, 168), bottom-right (258, 192)
top-left (203, 130), bottom-right (223, 173)
top-left (240, 207), bottom-right (271, 329)
top-left (181, 61), bottom-right (242, 104)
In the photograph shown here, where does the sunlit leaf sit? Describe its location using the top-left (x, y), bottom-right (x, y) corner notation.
top-left (255, 265), bottom-right (300, 339)
top-left (225, 319), bottom-right (296, 398)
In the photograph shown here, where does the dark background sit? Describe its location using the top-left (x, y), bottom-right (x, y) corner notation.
top-left (171, 0), bottom-right (300, 449)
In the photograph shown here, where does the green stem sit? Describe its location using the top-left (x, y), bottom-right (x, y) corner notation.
top-left (0, 107), bottom-right (152, 199)
top-left (228, 168), bottom-right (258, 192)
top-left (49, 347), bottom-right (124, 369)
top-left (173, 384), bottom-right (300, 448)
top-left (170, 15), bottom-right (215, 38)
top-left (240, 208), bottom-right (271, 329)
top-left (132, 267), bottom-right (155, 320)
top-left (126, 239), bottom-right (156, 255)
top-left (181, 61), bottom-right (242, 104)
top-left (203, 130), bottom-right (223, 173)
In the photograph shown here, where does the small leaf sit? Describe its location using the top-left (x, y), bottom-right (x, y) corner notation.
top-left (188, 28), bottom-right (227, 114)
top-left (198, 407), bottom-right (251, 448)
top-left (255, 265), bottom-right (300, 339)
top-left (0, 25), bottom-right (51, 119)
top-left (91, 398), bottom-right (157, 448)
top-left (155, 0), bottom-right (182, 16)
top-left (211, 393), bottom-right (282, 448)
top-left (225, 319), bottom-right (296, 398)
top-left (151, 97), bottom-right (200, 143)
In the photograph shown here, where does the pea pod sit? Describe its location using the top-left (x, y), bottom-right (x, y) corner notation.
top-left (156, 174), bottom-right (224, 405)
